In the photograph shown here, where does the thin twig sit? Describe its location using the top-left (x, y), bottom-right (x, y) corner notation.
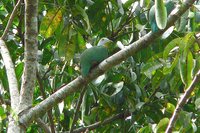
top-left (66, 111), bottom-right (130, 133)
top-left (36, 118), bottom-right (51, 133)
top-left (36, 71), bottom-right (56, 133)
top-left (69, 87), bottom-right (87, 133)
top-left (1, 0), bottom-right (22, 40)
top-left (165, 70), bottom-right (200, 133)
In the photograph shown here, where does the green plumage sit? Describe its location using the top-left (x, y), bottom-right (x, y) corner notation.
top-left (80, 46), bottom-right (108, 77)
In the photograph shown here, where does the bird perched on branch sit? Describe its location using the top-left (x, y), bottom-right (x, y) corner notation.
top-left (80, 38), bottom-right (112, 77)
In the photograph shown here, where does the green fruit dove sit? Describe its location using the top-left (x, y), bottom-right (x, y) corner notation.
top-left (80, 38), bottom-right (112, 77)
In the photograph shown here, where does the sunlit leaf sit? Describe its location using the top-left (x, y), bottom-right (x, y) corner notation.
top-left (163, 38), bottom-right (183, 59)
top-left (161, 26), bottom-right (174, 39)
top-left (112, 81), bottom-right (124, 96)
top-left (166, 103), bottom-right (175, 114)
top-left (179, 51), bottom-right (194, 87)
top-left (138, 125), bottom-right (152, 133)
top-left (58, 101), bottom-right (64, 114)
top-left (195, 98), bottom-right (200, 110)
top-left (0, 106), bottom-right (4, 116)
top-left (156, 118), bottom-right (169, 132)
top-left (40, 8), bottom-right (63, 38)
top-left (155, 0), bottom-right (167, 29)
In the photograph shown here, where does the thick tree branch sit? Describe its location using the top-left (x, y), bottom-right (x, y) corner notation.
top-left (0, 39), bottom-right (20, 132)
top-left (0, 0), bottom-right (22, 111)
top-left (18, 0), bottom-right (195, 127)
top-left (165, 70), bottom-right (200, 133)
top-left (19, 0), bottom-right (38, 111)
top-left (0, 40), bottom-right (19, 109)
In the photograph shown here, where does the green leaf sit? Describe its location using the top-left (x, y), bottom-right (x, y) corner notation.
top-left (41, 48), bottom-right (53, 65)
top-left (183, 33), bottom-right (196, 51)
top-left (40, 8), bottom-right (63, 38)
top-left (111, 81), bottom-right (124, 96)
top-left (179, 51), bottom-right (194, 87)
top-left (163, 38), bottom-right (183, 59)
top-left (57, 28), bottom-right (83, 61)
top-left (0, 106), bottom-right (4, 116)
top-left (111, 91), bottom-right (124, 106)
top-left (0, 106), bottom-right (6, 121)
top-left (195, 98), bottom-right (200, 110)
top-left (149, 5), bottom-right (159, 32)
top-left (74, 5), bottom-right (91, 33)
top-left (0, 68), bottom-right (8, 89)
top-left (163, 54), bottom-right (179, 75)
top-left (138, 125), bottom-right (152, 133)
top-left (186, 51), bottom-right (194, 84)
top-left (15, 62), bottom-right (24, 81)
top-left (155, 0), bottom-right (167, 29)
top-left (152, 70), bottom-right (164, 88)
top-left (166, 103), bottom-right (175, 114)
top-left (156, 118), bottom-right (169, 132)
top-left (141, 61), bottom-right (163, 78)
top-left (176, 10), bottom-right (189, 32)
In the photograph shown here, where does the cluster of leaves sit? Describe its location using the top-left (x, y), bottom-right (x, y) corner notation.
top-left (0, 0), bottom-right (200, 132)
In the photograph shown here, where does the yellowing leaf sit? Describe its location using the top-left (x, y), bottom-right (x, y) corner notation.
top-left (40, 9), bottom-right (62, 38)
top-left (166, 103), bottom-right (175, 114)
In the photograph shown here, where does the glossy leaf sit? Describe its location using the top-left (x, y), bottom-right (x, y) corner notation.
top-left (155, 0), bottom-right (167, 29)
top-left (156, 118), bottom-right (169, 132)
top-left (166, 103), bottom-right (175, 114)
top-left (179, 51), bottom-right (194, 87)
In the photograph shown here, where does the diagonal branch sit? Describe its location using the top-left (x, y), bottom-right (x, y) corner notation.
top-left (36, 118), bottom-right (51, 133)
top-left (165, 70), bottom-right (200, 133)
top-left (66, 111), bottom-right (130, 133)
top-left (36, 71), bottom-right (55, 133)
top-left (69, 87), bottom-right (87, 133)
top-left (18, 0), bottom-right (195, 127)
top-left (1, 0), bottom-right (22, 40)
top-left (0, 40), bottom-right (19, 110)
top-left (0, 0), bottom-right (22, 111)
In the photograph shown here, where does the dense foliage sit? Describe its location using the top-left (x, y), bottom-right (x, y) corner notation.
top-left (0, 0), bottom-right (200, 132)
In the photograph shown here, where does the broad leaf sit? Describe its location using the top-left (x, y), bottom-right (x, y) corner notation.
top-left (155, 0), bottom-right (167, 29)
top-left (40, 8), bottom-right (63, 38)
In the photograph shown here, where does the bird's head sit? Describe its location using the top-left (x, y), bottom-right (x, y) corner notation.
top-left (97, 37), bottom-right (113, 48)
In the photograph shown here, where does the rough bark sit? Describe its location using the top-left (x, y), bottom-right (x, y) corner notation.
top-left (19, 0), bottom-right (38, 111)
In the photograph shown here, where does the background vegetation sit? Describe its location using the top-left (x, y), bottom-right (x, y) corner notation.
top-left (0, 0), bottom-right (200, 132)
